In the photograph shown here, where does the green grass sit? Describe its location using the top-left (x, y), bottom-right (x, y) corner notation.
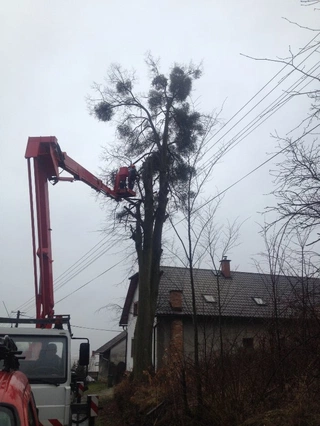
top-left (85, 382), bottom-right (116, 426)
top-left (85, 381), bottom-right (108, 395)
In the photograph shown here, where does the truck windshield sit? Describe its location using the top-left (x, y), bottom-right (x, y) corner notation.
top-left (0, 335), bottom-right (67, 384)
top-left (0, 406), bottom-right (16, 426)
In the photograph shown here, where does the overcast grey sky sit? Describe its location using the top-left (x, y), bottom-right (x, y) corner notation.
top-left (0, 1), bottom-right (318, 352)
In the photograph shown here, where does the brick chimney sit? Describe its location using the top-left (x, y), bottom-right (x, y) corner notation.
top-left (170, 319), bottom-right (183, 354)
top-left (220, 256), bottom-right (231, 278)
top-left (170, 290), bottom-right (183, 311)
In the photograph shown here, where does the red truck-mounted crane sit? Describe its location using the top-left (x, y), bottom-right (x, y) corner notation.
top-left (0, 136), bottom-right (134, 426)
top-left (25, 136), bottom-right (136, 325)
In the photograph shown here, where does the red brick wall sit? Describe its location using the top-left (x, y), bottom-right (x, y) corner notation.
top-left (170, 319), bottom-right (184, 355)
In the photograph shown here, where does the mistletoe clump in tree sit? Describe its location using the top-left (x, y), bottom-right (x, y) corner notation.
top-left (89, 56), bottom-right (208, 379)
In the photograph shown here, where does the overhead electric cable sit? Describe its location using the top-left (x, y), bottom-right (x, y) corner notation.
top-left (200, 40), bottom-right (320, 171)
top-left (200, 31), bottom-right (320, 158)
top-left (71, 325), bottom-right (121, 332)
top-left (54, 238), bottom-right (119, 291)
top-left (201, 62), bottom-right (320, 172)
top-left (55, 258), bottom-right (124, 305)
top-left (220, 71), bottom-right (320, 160)
top-left (18, 238), bottom-right (121, 313)
top-left (54, 234), bottom-right (110, 282)
top-left (192, 123), bottom-right (320, 215)
top-left (15, 235), bottom-right (120, 313)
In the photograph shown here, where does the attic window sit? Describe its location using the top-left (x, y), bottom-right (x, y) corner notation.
top-left (253, 297), bottom-right (266, 306)
top-left (203, 294), bottom-right (216, 303)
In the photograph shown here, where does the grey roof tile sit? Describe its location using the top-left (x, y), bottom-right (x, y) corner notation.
top-left (157, 266), bottom-right (320, 319)
top-left (119, 266), bottom-right (320, 326)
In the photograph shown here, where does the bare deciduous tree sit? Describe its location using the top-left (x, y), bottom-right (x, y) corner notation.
top-left (88, 55), bottom-right (213, 379)
top-left (168, 127), bottom-right (242, 415)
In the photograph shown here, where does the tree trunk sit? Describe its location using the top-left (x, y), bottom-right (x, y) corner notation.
top-left (133, 157), bottom-right (168, 380)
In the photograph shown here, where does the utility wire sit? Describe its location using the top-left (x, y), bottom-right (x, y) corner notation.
top-left (22, 256), bottom-right (124, 314)
top-left (54, 234), bottom-right (110, 283)
top-left (16, 234), bottom-right (120, 313)
top-left (192, 123), bottom-right (320, 216)
top-left (54, 239), bottom-right (118, 291)
top-left (200, 39), bottom-right (320, 171)
top-left (201, 62), bottom-right (320, 173)
top-left (200, 32), bottom-right (320, 158)
top-left (221, 71), bottom-right (320, 160)
top-left (20, 241), bottom-right (121, 313)
top-left (55, 258), bottom-right (124, 305)
top-left (71, 324), bottom-right (121, 332)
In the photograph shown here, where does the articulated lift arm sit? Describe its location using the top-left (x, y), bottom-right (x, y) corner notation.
top-left (25, 136), bottom-right (135, 325)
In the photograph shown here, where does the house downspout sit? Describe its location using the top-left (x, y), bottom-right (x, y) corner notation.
top-left (123, 326), bottom-right (128, 370)
top-left (153, 321), bottom-right (158, 371)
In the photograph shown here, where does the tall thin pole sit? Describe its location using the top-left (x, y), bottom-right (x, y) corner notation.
top-left (27, 158), bottom-right (39, 319)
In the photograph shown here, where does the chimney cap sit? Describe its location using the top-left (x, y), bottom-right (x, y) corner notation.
top-left (220, 256), bottom-right (231, 262)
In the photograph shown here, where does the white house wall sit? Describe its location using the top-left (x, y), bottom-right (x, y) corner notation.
top-left (110, 339), bottom-right (126, 364)
top-left (88, 353), bottom-right (99, 373)
top-left (126, 287), bottom-right (139, 371)
top-left (126, 283), bottom-right (158, 371)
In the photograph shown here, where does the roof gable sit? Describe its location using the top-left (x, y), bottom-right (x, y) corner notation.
top-left (119, 273), bottom-right (138, 326)
top-left (95, 330), bottom-right (127, 354)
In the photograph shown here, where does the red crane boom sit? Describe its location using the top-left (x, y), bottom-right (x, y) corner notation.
top-left (25, 136), bottom-right (135, 326)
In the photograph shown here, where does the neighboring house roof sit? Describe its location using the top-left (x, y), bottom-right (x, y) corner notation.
top-left (120, 265), bottom-right (320, 325)
top-left (95, 330), bottom-right (127, 354)
top-left (119, 273), bottom-right (138, 326)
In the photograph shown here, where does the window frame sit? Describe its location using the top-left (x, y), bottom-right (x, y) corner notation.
top-left (133, 302), bottom-right (138, 316)
top-left (252, 297), bottom-right (266, 306)
top-left (0, 404), bottom-right (19, 426)
top-left (0, 334), bottom-right (68, 384)
top-left (203, 294), bottom-right (216, 303)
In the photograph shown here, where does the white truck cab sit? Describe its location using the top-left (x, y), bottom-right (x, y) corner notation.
top-left (0, 317), bottom-right (90, 426)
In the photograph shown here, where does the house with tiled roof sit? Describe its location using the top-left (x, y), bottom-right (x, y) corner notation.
top-left (120, 258), bottom-right (320, 371)
top-left (94, 330), bottom-right (127, 385)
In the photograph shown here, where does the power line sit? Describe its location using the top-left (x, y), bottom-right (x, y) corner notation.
top-left (200, 32), bottom-right (320, 160)
top-left (54, 234), bottom-right (110, 283)
top-left (203, 63), bottom-right (320, 172)
top-left (2, 302), bottom-right (10, 318)
top-left (200, 39), bottom-right (320, 172)
top-left (192, 123), bottom-right (320, 215)
top-left (54, 239), bottom-right (118, 292)
top-left (55, 258), bottom-right (124, 305)
top-left (16, 235), bottom-right (120, 313)
top-left (71, 324), bottom-right (121, 332)
top-left (20, 246), bottom-right (120, 313)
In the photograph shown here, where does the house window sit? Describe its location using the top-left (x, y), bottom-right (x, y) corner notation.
top-left (131, 338), bottom-right (135, 358)
top-left (203, 294), bottom-right (216, 303)
top-left (133, 302), bottom-right (138, 316)
top-left (243, 338), bottom-right (254, 349)
top-left (253, 297), bottom-right (266, 306)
